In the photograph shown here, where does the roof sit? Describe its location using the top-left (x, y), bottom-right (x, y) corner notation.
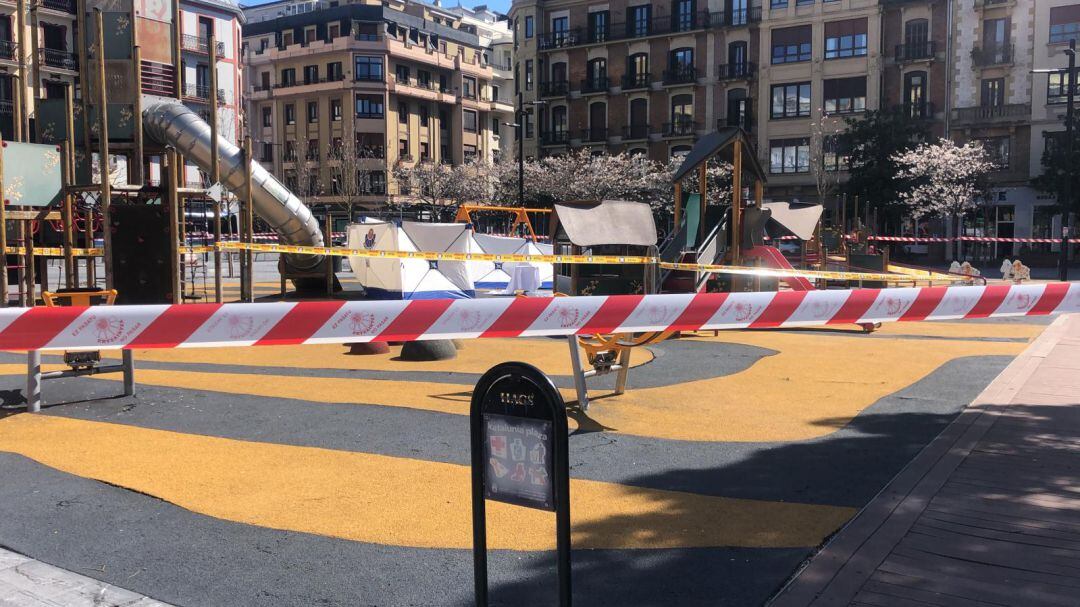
top-left (671, 127), bottom-right (765, 185)
top-left (551, 200), bottom-right (657, 247)
top-left (762, 202), bottom-right (823, 241)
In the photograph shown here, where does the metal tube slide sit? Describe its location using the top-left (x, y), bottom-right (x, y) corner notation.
top-left (142, 100), bottom-right (324, 271)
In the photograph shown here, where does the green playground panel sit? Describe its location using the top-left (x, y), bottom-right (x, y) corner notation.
top-left (2, 142), bottom-right (63, 207)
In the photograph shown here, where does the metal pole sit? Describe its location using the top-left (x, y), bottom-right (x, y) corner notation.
top-left (26, 350), bottom-right (41, 412)
top-left (517, 91), bottom-right (524, 207)
top-left (1061, 39), bottom-right (1076, 283)
top-left (209, 28), bottom-right (222, 303)
top-left (15, 0), bottom-right (27, 141)
top-left (166, 147), bottom-right (181, 304)
top-left (63, 84), bottom-right (75, 287)
top-left (243, 135), bottom-right (254, 302)
top-left (0, 131), bottom-right (7, 307)
top-left (121, 349), bottom-right (134, 396)
top-left (94, 9), bottom-right (113, 290)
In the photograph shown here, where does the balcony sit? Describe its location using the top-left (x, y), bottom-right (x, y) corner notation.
top-left (0, 40), bottom-right (16, 61)
top-left (952, 103), bottom-right (1030, 125)
top-left (663, 66), bottom-right (697, 85)
top-left (182, 82), bottom-right (210, 100)
top-left (537, 30), bottom-right (581, 50)
top-left (664, 120), bottom-right (699, 137)
top-left (181, 34), bottom-right (225, 57)
top-left (579, 127), bottom-right (608, 142)
top-left (40, 0), bottom-right (75, 13)
top-left (580, 76), bottom-right (609, 94)
top-left (974, 0), bottom-right (1010, 8)
top-left (621, 73), bottom-right (651, 89)
top-left (541, 130), bottom-right (570, 145)
top-left (971, 43), bottom-right (1013, 67)
top-left (717, 62), bottom-right (755, 80)
top-left (0, 100), bottom-right (12, 116)
top-left (727, 6), bottom-right (763, 26)
top-left (901, 101), bottom-right (936, 120)
top-left (356, 111), bottom-right (384, 120)
top-left (39, 48), bottom-right (77, 71)
top-left (539, 80), bottom-right (570, 97)
top-left (895, 41), bottom-right (937, 62)
top-left (536, 7), bottom-right (760, 51)
top-left (622, 124), bottom-right (650, 140)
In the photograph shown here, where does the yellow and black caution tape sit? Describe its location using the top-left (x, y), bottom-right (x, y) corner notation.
top-left (4, 246), bottom-right (103, 256)
top-left (215, 241), bottom-right (657, 265)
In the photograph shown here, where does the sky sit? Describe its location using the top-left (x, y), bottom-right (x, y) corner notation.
top-left (242, 0), bottom-right (513, 14)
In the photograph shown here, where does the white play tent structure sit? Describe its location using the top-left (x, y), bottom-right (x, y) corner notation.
top-left (467, 233), bottom-right (554, 290)
top-left (347, 220), bottom-right (476, 299)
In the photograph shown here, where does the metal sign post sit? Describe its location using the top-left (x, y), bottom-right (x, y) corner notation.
top-left (470, 362), bottom-right (571, 607)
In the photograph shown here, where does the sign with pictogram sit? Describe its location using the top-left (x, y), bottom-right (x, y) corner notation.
top-left (471, 362), bottom-right (570, 606)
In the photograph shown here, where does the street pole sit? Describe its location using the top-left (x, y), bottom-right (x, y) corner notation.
top-left (517, 91), bottom-right (525, 208)
top-left (1061, 39), bottom-right (1075, 282)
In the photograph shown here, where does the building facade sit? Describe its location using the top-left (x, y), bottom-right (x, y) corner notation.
top-left (243, 0), bottom-right (510, 211)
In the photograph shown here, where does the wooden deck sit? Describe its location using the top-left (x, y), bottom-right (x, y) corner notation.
top-left (770, 314), bottom-right (1080, 607)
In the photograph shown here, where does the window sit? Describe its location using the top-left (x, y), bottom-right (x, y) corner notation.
top-left (525, 60), bottom-right (533, 90)
top-left (398, 102), bottom-right (408, 124)
top-left (360, 170), bottom-right (386, 195)
top-left (981, 78), bottom-right (1005, 108)
top-left (627, 98), bottom-right (649, 138)
top-left (354, 56), bottom-right (383, 81)
top-left (822, 136), bottom-right (850, 172)
top-left (284, 103), bottom-right (295, 124)
top-left (525, 113), bottom-right (534, 138)
top-left (904, 71), bottom-right (928, 117)
top-left (420, 142), bottom-right (430, 160)
top-left (626, 53), bottom-right (649, 87)
top-left (463, 76), bottom-right (477, 99)
top-left (399, 138), bottom-right (410, 160)
top-left (670, 94), bottom-right (693, 134)
top-left (492, 117), bottom-right (500, 136)
top-left (262, 142), bottom-right (273, 162)
top-left (726, 89), bottom-right (751, 130)
top-left (307, 101), bottom-right (318, 123)
top-left (673, 0), bottom-right (696, 32)
top-left (330, 98), bottom-right (342, 121)
top-left (1048, 71), bottom-right (1071, 104)
top-left (328, 23), bottom-right (340, 40)
top-left (420, 106), bottom-right (429, 127)
top-left (306, 138), bottom-right (318, 160)
top-left (979, 137), bottom-right (1010, 169)
top-left (551, 16), bottom-right (569, 45)
top-left (280, 68), bottom-right (296, 86)
top-left (260, 71), bottom-right (270, 89)
top-left (355, 94), bottom-right (383, 118)
top-left (825, 19), bottom-right (868, 59)
top-left (464, 144), bottom-right (478, 161)
top-left (551, 105), bottom-right (568, 134)
top-left (303, 65), bottom-right (318, 84)
top-left (525, 15), bottom-right (534, 38)
top-left (823, 77), bottom-right (865, 114)
top-left (284, 141), bottom-right (296, 161)
top-left (770, 138), bottom-right (810, 173)
top-left (585, 58), bottom-right (607, 90)
top-left (588, 10), bottom-right (609, 43)
top-left (668, 48), bottom-right (694, 82)
top-left (326, 61), bottom-right (343, 81)
top-left (629, 4), bottom-right (651, 37)
top-left (261, 107), bottom-right (271, 127)
top-left (772, 25), bottom-right (812, 64)
top-left (1050, 5), bottom-right (1080, 44)
top-left (771, 82), bottom-right (811, 118)
top-left (304, 27), bottom-right (316, 44)
top-left (463, 109), bottom-right (478, 133)
top-left (418, 70), bottom-right (431, 88)
top-left (439, 109), bottom-right (449, 129)
top-left (395, 64), bottom-right (410, 84)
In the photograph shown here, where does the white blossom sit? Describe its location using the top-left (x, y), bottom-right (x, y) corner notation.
top-left (891, 138), bottom-right (994, 219)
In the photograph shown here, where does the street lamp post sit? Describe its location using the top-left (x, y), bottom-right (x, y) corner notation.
top-left (509, 93), bottom-right (545, 208)
top-left (1061, 39), bottom-right (1076, 282)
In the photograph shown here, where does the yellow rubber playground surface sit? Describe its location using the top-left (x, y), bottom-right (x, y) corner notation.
top-left (0, 316), bottom-right (1045, 605)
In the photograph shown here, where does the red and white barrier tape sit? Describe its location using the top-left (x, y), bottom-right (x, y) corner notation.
top-left (0, 283), bottom-right (1077, 352)
top-left (869, 236), bottom-right (1077, 244)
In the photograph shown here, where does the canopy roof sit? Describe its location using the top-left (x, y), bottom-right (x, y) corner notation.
top-left (551, 200), bottom-right (657, 247)
top-left (671, 128), bottom-right (765, 184)
top-left (762, 201), bottom-right (823, 241)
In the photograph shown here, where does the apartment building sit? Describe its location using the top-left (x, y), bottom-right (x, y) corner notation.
top-left (0, 0), bottom-right (79, 141)
top-left (880, 0), bottom-right (947, 140)
top-left (243, 0), bottom-right (508, 211)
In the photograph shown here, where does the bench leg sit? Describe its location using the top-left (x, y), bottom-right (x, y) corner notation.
top-left (26, 350), bottom-right (41, 413)
top-left (121, 349), bottom-right (135, 397)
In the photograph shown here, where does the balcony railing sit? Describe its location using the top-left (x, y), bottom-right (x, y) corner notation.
top-left (622, 124), bottom-right (650, 139)
top-left (974, 0), bottom-right (1009, 8)
top-left (536, 7), bottom-right (761, 50)
top-left (717, 62), bottom-right (755, 80)
top-left (0, 40), bottom-right (16, 61)
top-left (41, 0), bottom-right (76, 13)
top-left (721, 109), bottom-right (753, 131)
top-left (541, 130), bottom-right (570, 145)
top-left (39, 48), bottom-right (77, 70)
top-left (621, 73), bottom-right (651, 89)
top-left (901, 101), bottom-right (935, 119)
top-left (664, 120), bottom-right (699, 136)
top-left (971, 43), bottom-right (1013, 66)
top-left (539, 80), bottom-right (570, 97)
top-left (182, 82), bottom-right (210, 99)
top-left (356, 111), bottom-right (384, 119)
top-left (0, 100), bottom-right (12, 116)
top-left (952, 103), bottom-right (1030, 124)
top-left (580, 76), bottom-right (609, 93)
top-left (181, 34), bottom-right (225, 57)
top-left (580, 127), bottom-right (608, 142)
top-left (663, 66), bottom-right (697, 84)
top-left (355, 73), bottom-right (385, 82)
top-left (895, 41), bottom-right (937, 62)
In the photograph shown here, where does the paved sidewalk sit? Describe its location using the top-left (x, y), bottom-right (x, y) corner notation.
top-left (0, 547), bottom-right (170, 607)
top-left (770, 313), bottom-right (1080, 607)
